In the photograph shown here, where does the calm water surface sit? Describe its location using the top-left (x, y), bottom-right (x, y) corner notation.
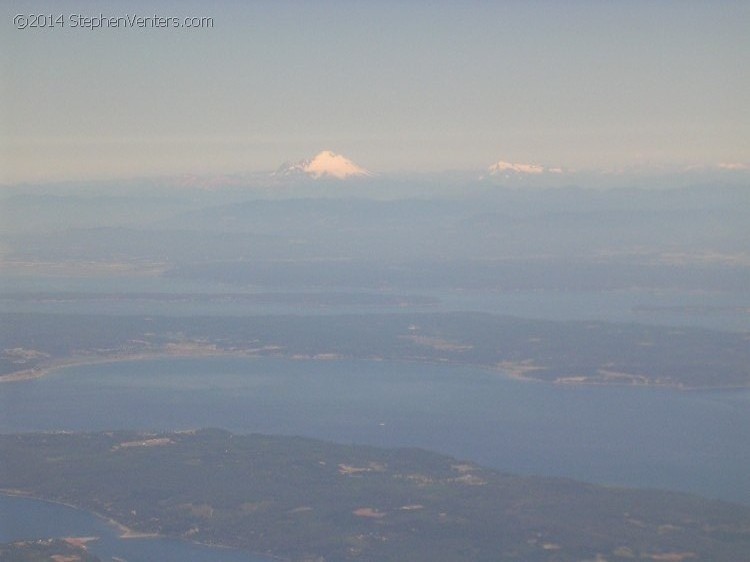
top-left (2, 357), bottom-right (748, 506)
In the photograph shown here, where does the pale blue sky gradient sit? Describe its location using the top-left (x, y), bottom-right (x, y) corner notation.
top-left (2, 0), bottom-right (748, 182)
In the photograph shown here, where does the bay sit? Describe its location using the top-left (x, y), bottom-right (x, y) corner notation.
top-left (2, 357), bottom-right (748, 505)
top-left (0, 494), bottom-right (268, 561)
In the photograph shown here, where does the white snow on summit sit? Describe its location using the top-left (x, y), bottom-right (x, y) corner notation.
top-left (480, 159), bottom-right (569, 183)
top-left (717, 162), bottom-right (748, 171)
top-left (487, 161), bottom-right (546, 175)
top-left (274, 151), bottom-right (371, 180)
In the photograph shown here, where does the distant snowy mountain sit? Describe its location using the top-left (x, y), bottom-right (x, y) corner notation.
top-left (274, 151), bottom-right (372, 180)
top-left (478, 160), bottom-right (571, 185)
top-left (487, 161), bottom-right (545, 175)
top-left (484, 160), bottom-right (566, 177)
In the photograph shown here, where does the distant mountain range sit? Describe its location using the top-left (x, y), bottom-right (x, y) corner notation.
top-left (486, 160), bottom-right (564, 176)
top-left (480, 160), bottom-right (568, 181)
top-left (267, 152), bottom-right (748, 186)
top-left (271, 153), bottom-right (570, 182)
top-left (44, 154), bottom-right (745, 192)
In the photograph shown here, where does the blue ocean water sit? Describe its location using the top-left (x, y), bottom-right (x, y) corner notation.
top-left (2, 357), bottom-right (747, 505)
top-left (2, 357), bottom-right (749, 560)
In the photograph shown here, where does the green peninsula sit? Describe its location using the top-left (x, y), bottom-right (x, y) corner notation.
top-left (0, 538), bottom-right (100, 562)
top-left (2, 430), bottom-right (750, 561)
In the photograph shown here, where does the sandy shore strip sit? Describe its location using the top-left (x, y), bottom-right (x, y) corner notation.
top-left (1, 349), bottom-right (745, 391)
top-left (0, 348), bottom-right (277, 384)
top-left (105, 517), bottom-right (160, 539)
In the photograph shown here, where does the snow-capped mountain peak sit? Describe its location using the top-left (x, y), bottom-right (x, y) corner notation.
top-left (274, 151), bottom-right (371, 180)
top-left (487, 161), bottom-right (547, 175)
top-left (479, 159), bottom-right (569, 184)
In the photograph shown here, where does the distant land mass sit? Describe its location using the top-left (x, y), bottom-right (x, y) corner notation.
top-left (2, 430), bottom-right (749, 561)
top-left (1, 312), bottom-right (748, 388)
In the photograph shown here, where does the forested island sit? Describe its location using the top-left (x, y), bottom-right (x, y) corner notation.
top-left (2, 430), bottom-right (750, 561)
top-left (2, 311), bottom-right (748, 388)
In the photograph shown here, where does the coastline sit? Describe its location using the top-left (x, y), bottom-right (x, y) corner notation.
top-left (1, 350), bottom-right (748, 391)
top-left (0, 489), bottom-right (159, 540)
top-left (0, 349), bottom-right (265, 384)
top-left (0, 489), bottom-right (284, 561)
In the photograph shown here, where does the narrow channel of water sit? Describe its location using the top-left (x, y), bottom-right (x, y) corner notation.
top-left (2, 357), bottom-right (748, 505)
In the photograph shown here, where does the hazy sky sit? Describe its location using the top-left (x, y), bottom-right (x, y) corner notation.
top-left (2, 0), bottom-right (748, 182)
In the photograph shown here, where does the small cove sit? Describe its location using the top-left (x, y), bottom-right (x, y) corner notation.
top-left (0, 494), bottom-right (270, 561)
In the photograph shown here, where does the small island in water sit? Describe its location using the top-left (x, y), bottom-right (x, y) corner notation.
top-left (2, 429), bottom-right (750, 561)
